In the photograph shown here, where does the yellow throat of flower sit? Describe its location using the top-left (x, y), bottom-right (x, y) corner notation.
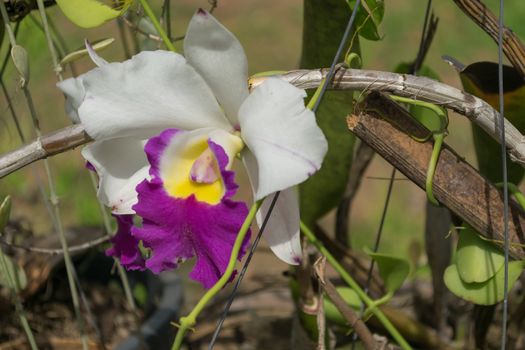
top-left (163, 134), bottom-right (243, 205)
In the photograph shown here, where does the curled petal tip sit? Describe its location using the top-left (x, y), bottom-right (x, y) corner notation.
top-left (84, 38), bottom-right (108, 67)
top-left (196, 8), bottom-right (208, 16)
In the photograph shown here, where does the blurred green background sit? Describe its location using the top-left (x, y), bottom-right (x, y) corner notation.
top-left (1, 0), bottom-right (524, 260)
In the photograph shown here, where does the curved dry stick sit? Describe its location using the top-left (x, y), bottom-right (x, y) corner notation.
top-left (0, 234), bottom-right (110, 255)
top-left (271, 68), bottom-right (525, 165)
top-left (0, 124), bottom-right (90, 178)
top-left (2, 68), bottom-right (525, 178)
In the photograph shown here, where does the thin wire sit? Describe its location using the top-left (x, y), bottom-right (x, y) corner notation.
top-left (207, 192), bottom-right (280, 349)
top-left (350, 0), bottom-right (432, 347)
top-left (351, 167), bottom-right (396, 350)
top-left (497, 0), bottom-right (509, 348)
top-left (312, 0), bottom-right (361, 113)
top-left (367, 167), bottom-right (396, 284)
top-left (207, 3), bottom-right (364, 348)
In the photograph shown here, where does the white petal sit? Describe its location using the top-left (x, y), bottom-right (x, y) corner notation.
top-left (257, 188), bottom-right (302, 265)
top-left (82, 138), bottom-right (149, 214)
top-left (59, 77), bottom-right (84, 123)
top-left (239, 78), bottom-right (328, 199)
top-left (85, 39), bottom-right (108, 67)
top-left (184, 9), bottom-right (249, 126)
top-left (57, 50), bottom-right (231, 140)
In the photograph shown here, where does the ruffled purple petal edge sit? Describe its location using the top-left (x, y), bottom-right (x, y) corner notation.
top-left (129, 128), bottom-right (250, 288)
top-left (105, 214), bottom-right (145, 270)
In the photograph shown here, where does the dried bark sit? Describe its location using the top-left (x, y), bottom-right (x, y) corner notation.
top-left (347, 92), bottom-right (525, 259)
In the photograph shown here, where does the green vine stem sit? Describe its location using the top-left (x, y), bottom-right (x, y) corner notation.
top-left (171, 199), bottom-right (263, 350)
top-left (425, 133), bottom-right (444, 205)
top-left (300, 221), bottom-right (413, 350)
top-left (389, 95), bottom-right (448, 206)
top-left (35, 0), bottom-right (139, 325)
top-left (35, 0), bottom-right (63, 79)
top-left (138, 0), bottom-right (177, 52)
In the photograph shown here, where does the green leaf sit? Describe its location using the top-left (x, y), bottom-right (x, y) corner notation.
top-left (444, 260), bottom-right (524, 305)
top-left (300, 92), bottom-right (356, 223)
top-left (347, 0), bottom-right (385, 41)
top-left (364, 247), bottom-right (410, 295)
top-left (323, 287), bottom-right (360, 326)
top-left (11, 45), bottom-right (29, 85)
top-left (55, 0), bottom-right (131, 28)
top-left (61, 38), bottom-right (115, 65)
top-left (456, 224), bottom-right (504, 283)
top-left (0, 196), bottom-right (11, 232)
top-left (0, 254), bottom-right (27, 290)
top-left (132, 282), bottom-right (148, 308)
top-left (300, 0), bottom-right (359, 224)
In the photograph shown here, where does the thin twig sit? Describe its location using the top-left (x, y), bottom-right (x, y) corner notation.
top-left (313, 258), bottom-right (376, 350)
top-left (0, 124), bottom-right (91, 178)
top-left (35, 0), bottom-right (63, 80)
top-left (0, 234), bottom-right (110, 255)
top-left (123, 16), bottom-right (185, 43)
top-left (314, 257), bottom-right (327, 350)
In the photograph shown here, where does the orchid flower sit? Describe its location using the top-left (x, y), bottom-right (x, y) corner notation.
top-left (57, 9), bottom-right (328, 288)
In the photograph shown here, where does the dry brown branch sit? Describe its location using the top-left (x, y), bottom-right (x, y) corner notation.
top-left (2, 68), bottom-right (525, 178)
top-left (313, 257), bottom-right (377, 350)
top-left (349, 92), bottom-right (525, 259)
top-left (314, 257), bottom-right (328, 350)
top-left (453, 0), bottom-right (525, 79)
top-left (0, 124), bottom-right (90, 178)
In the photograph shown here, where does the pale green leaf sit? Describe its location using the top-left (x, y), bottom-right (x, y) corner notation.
top-left (347, 0), bottom-right (385, 41)
top-left (55, 0), bottom-right (131, 28)
top-left (137, 17), bottom-right (159, 36)
top-left (444, 260), bottom-right (524, 305)
top-left (0, 254), bottom-right (27, 290)
top-left (364, 247), bottom-right (410, 295)
top-left (132, 282), bottom-right (148, 308)
top-left (0, 196), bottom-right (11, 232)
top-left (456, 224), bottom-right (504, 283)
top-left (11, 45), bottom-right (29, 84)
top-left (61, 38), bottom-right (115, 65)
